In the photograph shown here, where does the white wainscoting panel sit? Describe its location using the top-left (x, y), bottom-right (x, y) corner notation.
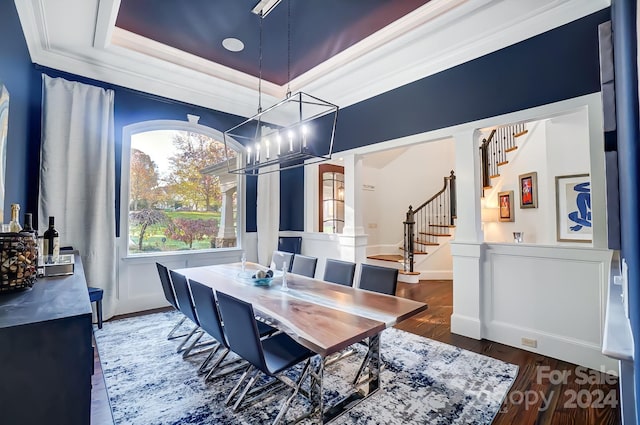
top-left (481, 243), bottom-right (616, 372)
top-left (116, 248), bottom-right (242, 316)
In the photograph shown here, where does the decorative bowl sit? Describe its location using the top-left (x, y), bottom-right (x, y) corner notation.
top-left (237, 270), bottom-right (282, 287)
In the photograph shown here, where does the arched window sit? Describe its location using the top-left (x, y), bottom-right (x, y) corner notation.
top-left (121, 118), bottom-right (242, 255)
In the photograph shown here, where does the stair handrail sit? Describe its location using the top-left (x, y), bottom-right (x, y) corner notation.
top-left (480, 129), bottom-right (496, 189)
top-left (403, 170), bottom-right (456, 273)
top-left (479, 123), bottom-right (527, 194)
top-left (412, 170), bottom-right (457, 220)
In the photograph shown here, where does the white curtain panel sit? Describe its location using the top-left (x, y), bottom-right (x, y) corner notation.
top-left (256, 164), bottom-right (280, 266)
top-left (39, 75), bottom-right (116, 319)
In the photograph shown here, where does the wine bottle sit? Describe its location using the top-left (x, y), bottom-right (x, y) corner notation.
top-left (43, 216), bottom-right (60, 264)
top-left (9, 204), bottom-right (22, 232)
top-left (20, 213), bottom-right (35, 235)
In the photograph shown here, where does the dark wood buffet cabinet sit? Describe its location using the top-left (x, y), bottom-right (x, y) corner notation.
top-left (0, 253), bottom-right (93, 425)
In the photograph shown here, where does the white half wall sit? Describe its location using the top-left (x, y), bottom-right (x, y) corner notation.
top-left (482, 243), bottom-right (616, 372)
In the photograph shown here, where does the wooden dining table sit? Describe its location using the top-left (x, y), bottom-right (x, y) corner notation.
top-left (175, 262), bottom-right (428, 423)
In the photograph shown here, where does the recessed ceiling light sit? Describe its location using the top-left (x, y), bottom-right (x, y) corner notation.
top-left (222, 38), bottom-right (244, 52)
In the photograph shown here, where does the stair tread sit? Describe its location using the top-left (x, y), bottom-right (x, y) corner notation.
top-left (398, 247), bottom-right (428, 255)
top-left (427, 224), bottom-right (455, 228)
top-left (513, 129), bottom-right (528, 138)
top-left (414, 241), bottom-right (439, 246)
top-left (418, 232), bottom-right (451, 237)
top-left (489, 174), bottom-right (500, 179)
top-left (497, 160), bottom-right (509, 166)
top-left (367, 254), bottom-right (404, 263)
top-left (505, 146), bottom-right (518, 153)
top-left (399, 271), bottom-right (420, 276)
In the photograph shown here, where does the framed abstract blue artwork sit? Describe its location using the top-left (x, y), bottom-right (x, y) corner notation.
top-left (555, 174), bottom-right (591, 242)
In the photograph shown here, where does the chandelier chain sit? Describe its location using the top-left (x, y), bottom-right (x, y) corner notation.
top-left (258, 11), bottom-right (263, 113)
top-left (286, 0), bottom-right (291, 97)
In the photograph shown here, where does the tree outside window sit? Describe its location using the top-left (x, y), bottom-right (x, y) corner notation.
top-left (127, 129), bottom-right (237, 254)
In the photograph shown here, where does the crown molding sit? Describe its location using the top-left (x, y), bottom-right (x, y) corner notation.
top-left (93, 0), bottom-right (120, 48)
top-left (14, 0), bottom-right (610, 118)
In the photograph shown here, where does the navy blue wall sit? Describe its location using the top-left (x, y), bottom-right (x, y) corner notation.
top-left (0, 2), bottom-right (40, 221)
top-left (279, 8), bottom-right (610, 231)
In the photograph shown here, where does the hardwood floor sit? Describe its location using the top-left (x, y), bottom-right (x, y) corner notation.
top-left (91, 281), bottom-right (621, 424)
top-left (395, 280), bottom-right (621, 425)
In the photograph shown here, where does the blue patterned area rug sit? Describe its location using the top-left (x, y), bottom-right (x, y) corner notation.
top-left (95, 310), bottom-right (517, 424)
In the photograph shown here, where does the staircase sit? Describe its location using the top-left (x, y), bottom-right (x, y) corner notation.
top-left (367, 171), bottom-right (456, 283)
top-left (480, 123), bottom-right (528, 192)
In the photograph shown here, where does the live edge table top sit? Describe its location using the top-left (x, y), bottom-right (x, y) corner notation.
top-left (175, 262), bottom-right (428, 357)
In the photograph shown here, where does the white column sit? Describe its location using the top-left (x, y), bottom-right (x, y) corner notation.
top-left (218, 187), bottom-right (237, 240)
top-left (453, 129), bottom-right (483, 242)
top-left (586, 99), bottom-right (607, 249)
top-left (339, 154), bottom-right (368, 263)
top-left (450, 129), bottom-right (483, 339)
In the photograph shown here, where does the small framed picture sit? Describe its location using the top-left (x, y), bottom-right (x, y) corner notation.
top-left (498, 190), bottom-right (515, 222)
top-left (519, 172), bottom-right (538, 209)
top-left (555, 174), bottom-right (591, 242)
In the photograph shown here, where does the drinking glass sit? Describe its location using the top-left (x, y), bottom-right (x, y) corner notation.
top-left (241, 251), bottom-right (246, 272)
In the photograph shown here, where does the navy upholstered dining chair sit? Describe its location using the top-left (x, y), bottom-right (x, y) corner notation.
top-left (216, 291), bottom-right (314, 419)
top-left (156, 263), bottom-right (188, 339)
top-left (291, 254), bottom-right (318, 278)
top-left (352, 263), bottom-right (399, 385)
top-left (188, 279), bottom-right (276, 379)
top-left (271, 250), bottom-right (294, 272)
top-left (323, 258), bottom-right (356, 287)
top-left (169, 270), bottom-right (215, 359)
top-left (358, 264), bottom-right (399, 295)
top-left (277, 236), bottom-right (302, 255)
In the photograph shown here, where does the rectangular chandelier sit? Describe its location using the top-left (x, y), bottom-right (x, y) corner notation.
top-left (223, 91), bottom-right (338, 175)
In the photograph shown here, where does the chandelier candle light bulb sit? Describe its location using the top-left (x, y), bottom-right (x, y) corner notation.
top-left (288, 130), bottom-right (294, 152)
top-left (265, 138), bottom-right (270, 159)
top-left (255, 143), bottom-right (260, 162)
top-left (302, 125), bottom-right (308, 148)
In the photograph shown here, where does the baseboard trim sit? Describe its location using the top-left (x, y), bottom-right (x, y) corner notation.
top-left (484, 320), bottom-right (618, 373)
top-left (450, 314), bottom-right (481, 339)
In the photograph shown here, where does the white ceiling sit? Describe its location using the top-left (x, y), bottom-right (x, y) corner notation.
top-left (14, 0), bottom-right (609, 118)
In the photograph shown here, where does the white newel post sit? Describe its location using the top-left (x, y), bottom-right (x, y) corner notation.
top-left (450, 129), bottom-right (484, 339)
top-left (340, 154), bottom-right (368, 263)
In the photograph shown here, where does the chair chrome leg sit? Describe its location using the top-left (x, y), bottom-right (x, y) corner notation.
top-left (232, 370), bottom-right (260, 412)
top-left (198, 345), bottom-right (221, 374)
top-left (225, 365), bottom-right (253, 406)
top-left (272, 359), bottom-right (311, 425)
top-left (204, 349), bottom-right (246, 381)
top-left (167, 316), bottom-right (188, 340)
top-left (181, 330), bottom-right (205, 358)
top-left (175, 325), bottom-right (200, 353)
